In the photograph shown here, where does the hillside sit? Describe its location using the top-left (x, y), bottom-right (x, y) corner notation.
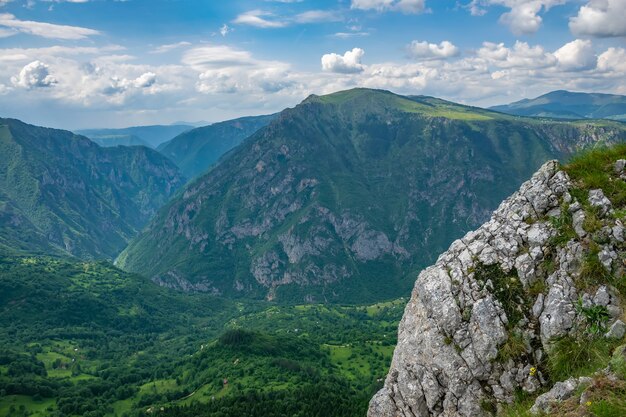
top-left (157, 114), bottom-right (276, 178)
top-left (370, 146), bottom-right (626, 417)
top-left (77, 124), bottom-right (192, 149)
top-left (0, 118), bottom-right (185, 259)
top-left (491, 90), bottom-right (626, 121)
top-left (117, 88), bottom-right (626, 303)
top-left (0, 256), bottom-right (402, 417)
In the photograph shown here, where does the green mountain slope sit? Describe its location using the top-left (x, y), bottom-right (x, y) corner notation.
top-left (77, 124), bottom-right (192, 148)
top-left (0, 118), bottom-right (185, 259)
top-left (117, 88), bottom-right (626, 303)
top-left (490, 90), bottom-right (626, 121)
top-left (157, 114), bottom-right (276, 178)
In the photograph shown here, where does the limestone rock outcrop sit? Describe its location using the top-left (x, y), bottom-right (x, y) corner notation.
top-left (369, 160), bottom-right (625, 417)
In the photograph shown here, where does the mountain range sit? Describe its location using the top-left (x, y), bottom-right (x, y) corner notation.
top-left (491, 90), bottom-right (626, 121)
top-left (117, 88), bottom-right (626, 303)
top-left (0, 118), bottom-right (185, 259)
top-left (77, 124), bottom-right (192, 148)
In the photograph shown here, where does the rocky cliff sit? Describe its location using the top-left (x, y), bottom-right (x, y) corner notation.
top-left (369, 147), bottom-right (626, 416)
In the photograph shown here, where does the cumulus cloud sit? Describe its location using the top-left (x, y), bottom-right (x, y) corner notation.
top-left (570, 0), bottom-right (626, 37)
top-left (407, 41), bottom-right (459, 60)
top-left (468, 0), bottom-right (566, 34)
top-left (11, 60), bottom-right (57, 88)
top-left (554, 39), bottom-right (596, 70)
top-left (351, 0), bottom-right (426, 14)
top-left (0, 13), bottom-right (99, 39)
top-left (1, 37), bottom-right (625, 130)
top-left (477, 41), bottom-right (556, 69)
top-left (321, 48), bottom-right (365, 74)
top-left (597, 47), bottom-right (626, 72)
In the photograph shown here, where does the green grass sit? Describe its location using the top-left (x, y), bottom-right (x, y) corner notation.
top-left (564, 143), bottom-right (626, 207)
top-left (547, 336), bottom-right (622, 382)
top-left (0, 395), bottom-right (56, 417)
top-left (578, 245), bottom-right (614, 291)
top-left (497, 331), bottom-right (528, 363)
top-left (474, 263), bottom-right (527, 328)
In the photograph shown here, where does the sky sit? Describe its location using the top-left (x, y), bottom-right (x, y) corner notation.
top-left (0, 0), bottom-right (624, 129)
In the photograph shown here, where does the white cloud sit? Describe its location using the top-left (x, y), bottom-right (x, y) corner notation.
top-left (476, 41), bottom-right (556, 68)
top-left (1, 37), bottom-right (624, 130)
top-left (554, 39), bottom-right (596, 70)
top-left (468, 0), bottom-right (566, 34)
top-left (151, 42), bottom-right (191, 54)
top-left (0, 13), bottom-right (100, 39)
top-left (11, 60), bottom-right (57, 88)
top-left (407, 40), bottom-right (459, 60)
top-left (233, 9), bottom-right (343, 28)
top-left (233, 10), bottom-right (287, 28)
top-left (597, 47), bottom-right (626, 72)
top-left (351, 0), bottom-right (426, 14)
top-left (294, 10), bottom-right (343, 23)
top-left (133, 72), bottom-right (156, 88)
top-left (331, 31), bottom-right (370, 38)
top-left (321, 48), bottom-right (365, 73)
top-left (181, 45), bottom-right (295, 95)
top-left (220, 24), bottom-right (232, 36)
top-left (182, 46), bottom-right (255, 70)
top-left (570, 0), bottom-right (626, 37)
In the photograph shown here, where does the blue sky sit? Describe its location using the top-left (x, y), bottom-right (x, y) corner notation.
top-left (0, 0), bottom-right (624, 129)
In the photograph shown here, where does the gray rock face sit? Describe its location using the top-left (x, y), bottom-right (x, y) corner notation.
top-left (530, 377), bottom-right (592, 415)
top-left (606, 320), bottom-right (626, 340)
top-left (588, 189), bottom-right (612, 217)
top-left (368, 160), bottom-right (624, 417)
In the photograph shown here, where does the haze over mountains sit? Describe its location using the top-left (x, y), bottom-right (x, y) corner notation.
top-left (491, 90), bottom-right (626, 121)
top-left (117, 88), bottom-right (626, 303)
top-left (77, 124), bottom-right (193, 149)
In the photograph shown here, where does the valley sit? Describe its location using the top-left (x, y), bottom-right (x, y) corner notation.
top-left (1, 88), bottom-right (626, 417)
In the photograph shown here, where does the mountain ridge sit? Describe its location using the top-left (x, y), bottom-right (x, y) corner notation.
top-left (157, 114), bottom-right (276, 179)
top-left (117, 88), bottom-right (626, 303)
top-left (491, 90), bottom-right (626, 121)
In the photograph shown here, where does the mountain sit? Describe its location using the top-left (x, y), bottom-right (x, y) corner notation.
top-left (0, 118), bottom-right (185, 259)
top-left (157, 114), bottom-right (276, 178)
top-left (491, 90), bottom-right (626, 121)
top-left (88, 134), bottom-right (150, 148)
top-left (370, 146), bottom-right (626, 417)
top-left (117, 88), bottom-right (626, 304)
top-left (76, 124), bottom-right (192, 148)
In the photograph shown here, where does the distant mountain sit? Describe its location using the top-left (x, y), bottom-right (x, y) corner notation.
top-left (117, 88), bottom-right (626, 303)
top-left (88, 134), bottom-right (150, 148)
top-left (490, 90), bottom-right (626, 121)
top-left (0, 118), bottom-right (185, 259)
top-left (158, 114), bottom-right (276, 178)
top-left (77, 124), bottom-right (193, 148)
